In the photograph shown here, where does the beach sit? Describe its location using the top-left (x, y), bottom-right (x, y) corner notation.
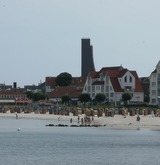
top-left (0, 111), bottom-right (160, 129)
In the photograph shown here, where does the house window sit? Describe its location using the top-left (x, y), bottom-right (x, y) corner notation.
top-left (152, 99), bottom-right (156, 104)
top-left (125, 86), bottom-right (132, 91)
top-left (100, 75), bottom-right (103, 81)
top-left (92, 86), bottom-right (95, 92)
top-left (152, 90), bottom-right (156, 96)
top-left (130, 76), bottom-right (132, 82)
top-left (110, 93), bottom-right (114, 97)
top-left (101, 85), bottom-right (104, 92)
top-left (106, 86), bottom-right (109, 92)
top-left (96, 86), bottom-right (100, 90)
top-left (124, 76), bottom-right (127, 82)
top-left (152, 82), bottom-right (156, 87)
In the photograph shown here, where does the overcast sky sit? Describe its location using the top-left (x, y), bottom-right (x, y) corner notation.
top-left (0, 0), bottom-right (160, 87)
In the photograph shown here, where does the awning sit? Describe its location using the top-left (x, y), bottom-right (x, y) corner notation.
top-left (0, 99), bottom-right (15, 103)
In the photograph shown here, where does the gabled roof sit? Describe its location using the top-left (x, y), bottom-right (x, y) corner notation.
top-left (71, 77), bottom-right (86, 87)
top-left (110, 78), bottom-right (123, 92)
top-left (48, 86), bottom-right (82, 98)
top-left (88, 66), bottom-right (143, 93)
top-left (95, 66), bottom-right (125, 78)
top-left (117, 69), bottom-right (128, 77)
top-left (100, 66), bottom-right (123, 73)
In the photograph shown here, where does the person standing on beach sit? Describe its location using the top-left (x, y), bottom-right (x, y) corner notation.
top-left (136, 115), bottom-right (140, 122)
top-left (92, 116), bottom-right (94, 121)
top-left (16, 113), bottom-right (18, 119)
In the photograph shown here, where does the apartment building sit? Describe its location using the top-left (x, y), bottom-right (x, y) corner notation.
top-left (149, 61), bottom-right (160, 106)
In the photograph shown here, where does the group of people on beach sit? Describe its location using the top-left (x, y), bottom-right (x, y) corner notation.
top-left (70, 115), bottom-right (94, 125)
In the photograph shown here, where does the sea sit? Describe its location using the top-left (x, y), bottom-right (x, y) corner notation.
top-left (0, 117), bottom-right (160, 165)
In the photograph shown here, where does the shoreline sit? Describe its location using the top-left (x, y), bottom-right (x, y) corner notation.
top-left (0, 112), bottom-right (160, 130)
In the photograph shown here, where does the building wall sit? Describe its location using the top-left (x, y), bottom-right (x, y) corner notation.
top-left (149, 72), bottom-right (158, 105)
top-left (149, 61), bottom-right (160, 106)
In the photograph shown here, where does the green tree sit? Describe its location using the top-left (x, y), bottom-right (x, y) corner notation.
top-left (79, 93), bottom-right (90, 105)
top-left (55, 72), bottom-right (72, 86)
top-left (95, 93), bottom-right (106, 104)
top-left (62, 94), bottom-right (71, 105)
top-left (122, 92), bottom-right (132, 105)
top-left (32, 92), bottom-right (48, 101)
top-left (25, 91), bottom-right (34, 99)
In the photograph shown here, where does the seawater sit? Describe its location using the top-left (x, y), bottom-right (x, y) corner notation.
top-left (0, 118), bottom-right (160, 165)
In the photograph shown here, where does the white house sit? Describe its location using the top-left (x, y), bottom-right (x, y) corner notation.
top-left (149, 61), bottom-right (160, 106)
top-left (82, 66), bottom-right (144, 106)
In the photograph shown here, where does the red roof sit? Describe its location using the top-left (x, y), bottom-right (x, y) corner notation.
top-left (110, 78), bottom-right (123, 92)
top-left (89, 71), bottom-right (99, 78)
top-left (45, 77), bottom-right (56, 88)
top-left (45, 77), bottom-right (86, 89)
top-left (0, 89), bottom-right (26, 95)
top-left (48, 86), bottom-right (82, 98)
top-left (89, 66), bottom-right (143, 93)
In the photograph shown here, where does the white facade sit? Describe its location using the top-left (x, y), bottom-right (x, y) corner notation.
top-left (149, 61), bottom-right (160, 105)
top-left (82, 67), bottom-right (144, 105)
top-left (45, 86), bottom-right (54, 93)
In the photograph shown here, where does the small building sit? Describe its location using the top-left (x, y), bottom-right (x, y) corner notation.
top-left (48, 86), bottom-right (82, 104)
top-left (0, 89), bottom-right (28, 105)
top-left (45, 76), bottom-right (86, 94)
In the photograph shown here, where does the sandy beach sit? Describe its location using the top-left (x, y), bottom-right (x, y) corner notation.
top-left (0, 111), bottom-right (160, 130)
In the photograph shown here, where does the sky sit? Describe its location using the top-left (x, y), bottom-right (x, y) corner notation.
top-left (0, 0), bottom-right (160, 87)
